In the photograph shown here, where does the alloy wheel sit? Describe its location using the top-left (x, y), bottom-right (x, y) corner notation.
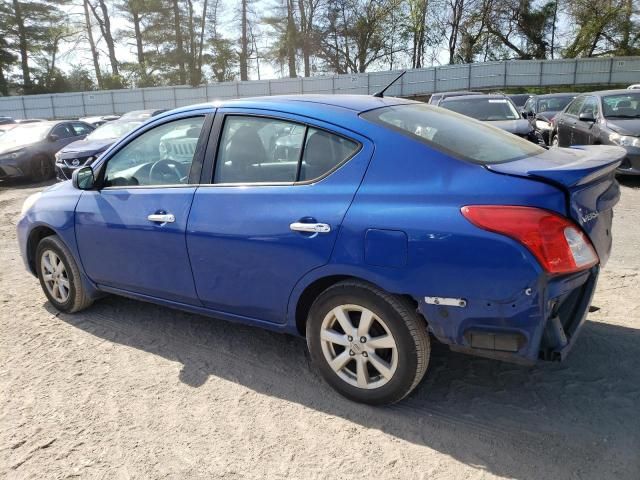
top-left (40, 249), bottom-right (70, 303)
top-left (320, 304), bottom-right (398, 389)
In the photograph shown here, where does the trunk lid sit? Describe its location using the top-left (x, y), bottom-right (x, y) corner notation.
top-left (486, 145), bottom-right (625, 266)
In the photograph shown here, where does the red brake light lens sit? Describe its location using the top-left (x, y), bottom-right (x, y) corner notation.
top-left (461, 205), bottom-right (598, 275)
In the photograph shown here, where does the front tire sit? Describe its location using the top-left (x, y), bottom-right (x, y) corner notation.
top-left (35, 235), bottom-right (93, 313)
top-left (307, 280), bottom-right (430, 405)
top-left (550, 133), bottom-right (559, 148)
top-left (32, 155), bottom-right (54, 181)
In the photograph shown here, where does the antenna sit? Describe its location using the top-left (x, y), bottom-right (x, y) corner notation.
top-left (373, 71), bottom-right (406, 98)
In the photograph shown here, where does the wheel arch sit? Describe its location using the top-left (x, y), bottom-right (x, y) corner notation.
top-left (290, 269), bottom-right (421, 337)
top-left (26, 225), bottom-right (57, 274)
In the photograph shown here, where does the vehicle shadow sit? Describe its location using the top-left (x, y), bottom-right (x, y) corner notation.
top-left (50, 298), bottom-right (640, 480)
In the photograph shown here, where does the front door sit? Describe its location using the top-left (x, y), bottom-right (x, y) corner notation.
top-left (573, 96), bottom-right (599, 145)
top-left (75, 113), bottom-right (211, 305)
top-left (187, 111), bottom-right (372, 324)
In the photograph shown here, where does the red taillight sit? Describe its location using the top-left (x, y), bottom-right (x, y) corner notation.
top-left (461, 205), bottom-right (599, 275)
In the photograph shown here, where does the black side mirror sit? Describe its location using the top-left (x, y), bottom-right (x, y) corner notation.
top-left (578, 112), bottom-right (596, 122)
top-left (72, 166), bottom-right (95, 190)
top-left (48, 133), bottom-right (59, 142)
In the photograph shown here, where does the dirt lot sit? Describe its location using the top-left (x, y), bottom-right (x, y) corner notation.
top-left (1, 178), bottom-right (639, 480)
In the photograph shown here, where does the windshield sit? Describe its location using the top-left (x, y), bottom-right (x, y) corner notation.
top-left (440, 98), bottom-right (520, 121)
top-left (602, 93), bottom-right (640, 118)
top-left (362, 103), bottom-right (545, 164)
top-left (0, 124), bottom-right (50, 149)
top-left (87, 120), bottom-right (142, 141)
top-left (537, 95), bottom-right (575, 112)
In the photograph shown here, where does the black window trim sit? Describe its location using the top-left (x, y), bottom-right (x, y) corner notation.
top-left (204, 111), bottom-right (363, 187)
top-left (92, 111), bottom-right (214, 190)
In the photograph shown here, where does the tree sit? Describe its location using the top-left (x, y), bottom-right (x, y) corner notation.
top-left (83, 0), bottom-right (103, 88)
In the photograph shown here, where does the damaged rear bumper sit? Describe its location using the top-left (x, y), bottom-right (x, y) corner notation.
top-left (419, 266), bottom-right (599, 365)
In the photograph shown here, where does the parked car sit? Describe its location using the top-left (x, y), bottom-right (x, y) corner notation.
top-left (551, 90), bottom-right (640, 175)
top-left (0, 121), bottom-right (94, 181)
top-left (508, 93), bottom-right (531, 109)
top-left (15, 118), bottom-right (46, 124)
top-left (521, 93), bottom-right (578, 145)
top-left (428, 91), bottom-right (483, 106)
top-left (627, 84), bottom-right (640, 90)
top-left (55, 118), bottom-right (145, 181)
top-left (18, 96), bottom-right (623, 404)
top-left (0, 116), bottom-right (15, 125)
top-left (79, 115), bottom-right (120, 127)
top-left (439, 94), bottom-right (541, 144)
top-left (120, 109), bottom-right (167, 120)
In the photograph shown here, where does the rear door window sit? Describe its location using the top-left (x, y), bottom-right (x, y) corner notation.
top-left (52, 124), bottom-right (74, 139)
top-left (299, 128), bottom-right (359, 182)
top-left (214, 115), bottom-right (360, 184)
top-left (71, 122), bottom-right (93, 136)
top-left (362, 103), bottom-right (544, 165)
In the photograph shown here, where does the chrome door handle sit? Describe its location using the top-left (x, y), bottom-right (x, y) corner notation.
top-left (147, 213), bottom-right (175, 223)
top-left (289, 222), bottom-right (331, 233)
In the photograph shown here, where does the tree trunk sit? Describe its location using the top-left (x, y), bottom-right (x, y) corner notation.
top-left (197, 0), bottom-right (208, 84)
top-left (239, 0), bottom-right (249, 81)
top-left (83, 0), bottom-right (103, 88)
top-left (172, 0), bottom-right (187, 84)
top-left (98, 0), bottom-right (119, 75)
top-left (286, 0), bottom-right (297, 77)
top-left (132, 9), bottom-right (145, 67)
top-left (12, 0), bottom-right (31, 92)
top-left (0, 66), bottom-right (7, 96)
top-left (187, 0), bottom-right (196, 85)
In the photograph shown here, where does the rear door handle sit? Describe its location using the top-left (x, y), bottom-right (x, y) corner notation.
top-left (290, 222), bottom-right (331, 233)
top-left (147, 213), bottom-right (175, 223)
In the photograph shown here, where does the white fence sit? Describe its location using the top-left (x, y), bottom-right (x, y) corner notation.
top-left (1, 57), bottom-right (639, 119)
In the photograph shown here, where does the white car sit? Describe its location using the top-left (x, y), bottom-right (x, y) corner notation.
top-left (628, 84), bottom-right (640, 90)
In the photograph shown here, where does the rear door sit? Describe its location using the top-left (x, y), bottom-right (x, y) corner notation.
top-left (75, 112), bottom-right (212, 304)
top-left (186, 109), bottom-right (373, 324)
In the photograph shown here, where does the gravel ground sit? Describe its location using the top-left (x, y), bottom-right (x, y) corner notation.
top-left (1, 177), bottom-right (639, 480)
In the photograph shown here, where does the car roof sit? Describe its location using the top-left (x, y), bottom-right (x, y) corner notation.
top-left (587, 89), bottom-right (640, 97)
top-left (440, 94), bottom-right (509, 102)
top-left (155, 95), bottom-right (419, 126)
top-left (532, 92), bottom-right (578, 99)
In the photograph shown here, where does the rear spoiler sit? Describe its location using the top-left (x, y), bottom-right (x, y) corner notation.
top-left (486, 145), bottom-right (625, 188)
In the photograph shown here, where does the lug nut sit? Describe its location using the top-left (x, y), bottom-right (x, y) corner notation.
top-left (362, 352), bottom-right (368, 357)
top-left (347, 336), bottom-right (353, 342)
top-left (360, 336), bottom-right (367, 343)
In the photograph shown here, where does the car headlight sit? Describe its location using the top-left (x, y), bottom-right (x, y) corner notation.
top-left (609, 133), bottom-right (640, 147)
top-left (3, 150), bottom-right (24, 160)
top-left (21, 192), bottom-right (41, 216)
top-left (55, 151), bottom-right (62, 161)
top-left (535, 120), bottom-right (553, 131)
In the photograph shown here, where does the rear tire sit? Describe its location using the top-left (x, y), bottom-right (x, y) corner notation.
top-left (35, 235), bottom-right (93, 313)
top-left (307, 280), bottom-right (430, 405)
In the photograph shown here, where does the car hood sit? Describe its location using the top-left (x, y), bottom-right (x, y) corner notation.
top-left (59, 138), bottom-right (114, 157)
top-left (488, 119), bottom-right (532, 135)
top-left (604, 119), bottom-right (640, 137)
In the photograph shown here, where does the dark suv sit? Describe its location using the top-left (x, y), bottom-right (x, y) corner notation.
top-left (552, 90), bottom-right (640, 175)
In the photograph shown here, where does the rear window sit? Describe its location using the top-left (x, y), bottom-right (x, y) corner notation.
top-left (440, 97), bottom-right (520, 121)
top-left (362, 103), bottom-right (544, 164)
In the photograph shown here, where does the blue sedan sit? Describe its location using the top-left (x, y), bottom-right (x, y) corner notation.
top-left (17, 95), bottom-right (624, 405)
